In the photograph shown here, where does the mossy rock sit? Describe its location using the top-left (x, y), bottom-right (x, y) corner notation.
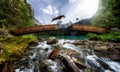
top-left (0, 28), bottom-right (8, 37)
top-left (0, 42), bottom-right (28, 63)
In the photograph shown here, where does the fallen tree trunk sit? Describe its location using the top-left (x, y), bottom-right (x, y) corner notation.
top-left (49, 49), bottom-right (60, 60)
top-left (9, 24), bottom-right (106, 36)
top-left (72, 24), bottom-right (106, 33)
top-left (49, 50), bottom-right (80, 72)
top-left (61, 55), bottom-right (80, 72)
top-left (73, 60), bottom-right (87, 69)
top-left (9, 25), bottom-right (57, 36)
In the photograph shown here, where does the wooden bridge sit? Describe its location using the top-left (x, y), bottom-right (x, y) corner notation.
top-left (9, 24), bottom-right (106, 36)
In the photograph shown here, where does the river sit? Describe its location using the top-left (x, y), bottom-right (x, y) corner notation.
top-left (14, 36), bottom-right (120, 72)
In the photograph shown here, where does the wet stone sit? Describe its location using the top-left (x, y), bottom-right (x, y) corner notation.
top-left (0, 28), bottom-right (8, 37)
top-left (47, 39), bottom-right (58, 44)
top-left (29, 41), bottom-right (39, 46)
top-left (72, 40), bottom-right (85, 45)
top-left (39, 61), bottom-right (49, 68)
top-left (94, 46), bottom-right (108, 51)
top-left (38, 37), bottom-right (45, 42)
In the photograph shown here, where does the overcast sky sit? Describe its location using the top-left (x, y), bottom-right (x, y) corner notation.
top-left (27, 0), bottom-right (99, 24)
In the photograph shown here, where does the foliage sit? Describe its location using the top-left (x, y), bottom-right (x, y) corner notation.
top-left (87, 33), bottom-right (98, 40)
top-left (87, 32), bottom-right (120, 42)
top-left (92, 0), bottom-right (120, 29)
top-left (0, 0), bottom-right (34, 29)
top-left (0, 34), bottom-right (37, 63)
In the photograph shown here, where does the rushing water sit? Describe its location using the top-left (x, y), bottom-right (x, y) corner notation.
top-left (15, 39), bottom-right (120, 72)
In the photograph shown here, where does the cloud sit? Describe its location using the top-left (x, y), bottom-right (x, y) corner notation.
top-left (43, 5), bottom-right (59, 15)
top-left (53, 7), bottom-right (59, 15)
top-left (69, 0), bottom-right (76, 3)
top-left (27, 0), bottom-right (99, 24)
top-left (43, 5), bottom-right (53, 15)
top-left (62, 0), bottom-right (99, 23)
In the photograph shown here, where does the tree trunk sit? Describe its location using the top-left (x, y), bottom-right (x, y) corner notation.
top-left (72, 24), bottom-right (106, 33)
top-left (9, 24), bottom-right (106, 36)
top-left (61, 55), bottom-right (80, 72)
top-left (9, 25), bottom-right (57, 36)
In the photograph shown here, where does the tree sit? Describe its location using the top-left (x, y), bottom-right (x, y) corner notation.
top-left (0, 0), bottom-right (34, 29)
top-left (92, 0), bottom-right (120, 29)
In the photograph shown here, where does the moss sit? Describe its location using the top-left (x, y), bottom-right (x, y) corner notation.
top-left (0, 34), bottom-right (37, 63)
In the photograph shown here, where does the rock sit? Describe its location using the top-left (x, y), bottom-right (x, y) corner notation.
top-left (110, 55), bottom-right (120, 61)
top-left (94, 46), bottom-right (108, 51)
top-left (49, 36), bottom-right (56, 40)
top-left (39, 60), bottom-right (49, 68)
top-left (0, 28), bottom-right (8, 37)
top-left (63, 42), bottom-right (70, 44)
top-left (72, 40), bottom-right (84, 45)
top-left (0, 42), bottom-right (3, 48)
top-left (47, 39), bottom-right (58, 44)
top-left (29, 41), bottom-right (38, 46)
top-left (111, 28), bottom-right (120, 32)
top-left (97, 59), bottom-right (114, 71)
top-left (39, 60), bottom-right (58, 72)
top-left (44, 48), bottom-right (49, 52)
top-left (0, 42), bottom-right (4, 55)
top-left (38, 37), bottom-right (45, 42)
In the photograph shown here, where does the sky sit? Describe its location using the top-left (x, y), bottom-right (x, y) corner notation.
top-left (27, 0), bottom-right (99, 25)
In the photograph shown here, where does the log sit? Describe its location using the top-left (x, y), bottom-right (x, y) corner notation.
top-left (73, 60), bottom-right (87, 69)
top-left (61, 55), bottom-right (80, 72)
top-left (72, 24), bottom-right (106, 33)
top-left (9, 24), bottom-right (106, 36)
top-left (49, 49), bottom-right (60, 60)
top-left (49, 50), bottom-right (80, 72)
top-left (9, 25), bottom-right (58, 36)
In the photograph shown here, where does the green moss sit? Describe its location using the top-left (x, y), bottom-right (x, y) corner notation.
top-left (0, 34), bottom-right (37, 63)
top-left (87, 31), bottom-right (120, 42)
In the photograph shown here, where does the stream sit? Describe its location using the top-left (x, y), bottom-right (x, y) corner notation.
top-left (14, 39), bottom-right (120, 72)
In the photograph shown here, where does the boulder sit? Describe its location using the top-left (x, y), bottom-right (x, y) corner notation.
top-left (110, 55), bottom-right (120, 61)
top-left (39, 60), bottom-right (50, 68)
top-left (72, 40), bottom-right (84, 45)
top-left (47, 39), bottom-right (58, 44)
top-left (94, 46), bottom-right (108, 51)
top-left (29, 41), bottom-right (38, 46)
top-left (38, 37), bottom-right (45, 42)
top-left (110, 28), bottom-right (120, 32)
top-left (0, 28), bottom-right (8, 37)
